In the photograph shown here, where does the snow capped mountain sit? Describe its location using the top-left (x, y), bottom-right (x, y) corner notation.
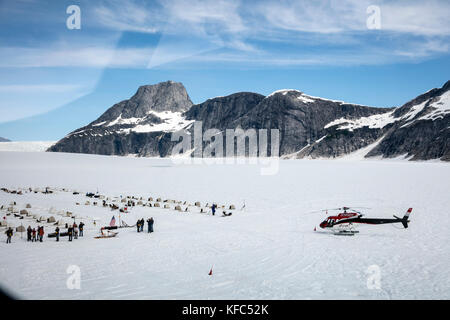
top-left (49, 80), bottom-right (450, 161)
top-left (365, 80), bottom-right (450, 161)
top-left (0, 137), bottom-right (10, 142)
top-left (323, 83), bottom-right (450, 133)
top-left (73, 80), bottom-right (193, 135)
top-left (49, 81), bottom-right (194, 156)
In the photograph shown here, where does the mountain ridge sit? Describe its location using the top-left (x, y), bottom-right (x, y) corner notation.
top-left (48, 80), bottom-right (450, 161)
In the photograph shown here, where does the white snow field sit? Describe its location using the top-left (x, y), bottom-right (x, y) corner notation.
top-left (0, 141), bottom-right (55, 152)
top-left (0, 151), bottom-right (449, 300)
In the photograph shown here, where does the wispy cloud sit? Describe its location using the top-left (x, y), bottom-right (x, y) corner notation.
top-left (0, 46), bottom-right (154, 68)
top-left (255, 0), bottom-right (450, 36)
top-left (90, 0), bottom-right (450, 67)
top-left (0, 84), bottom-right (85, 93)
top-left (93, 0), bottom-right (159, 34)
top-left (1, 0), bottom-right (449, 69)
top-left (159, 0), bottom-right (246, 35)
top-left (379, 0), bottom-right (450, 36)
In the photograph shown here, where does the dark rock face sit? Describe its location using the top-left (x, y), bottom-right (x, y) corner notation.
top-left (184, 92), bottom-right (265, 130)
top-left (366, 80), bottom-right (450, 161)
top-left (49, 81), bottom-right (450, 161)
top-left (233, 90), bottom-right (390, 157)
top-left (367, 118), bottom-right (450, 161)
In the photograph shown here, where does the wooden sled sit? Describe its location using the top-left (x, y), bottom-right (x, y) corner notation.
top-left (95, 231), bottom-right (118, 239)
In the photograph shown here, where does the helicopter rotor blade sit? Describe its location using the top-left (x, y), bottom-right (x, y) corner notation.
top-left (309, 208), bottom-right (342, 213)
top-left (309, 206), bottom-right (372, 214)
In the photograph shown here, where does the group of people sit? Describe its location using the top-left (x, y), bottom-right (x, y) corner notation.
top-left (26, 226), bottom-right (45, 242)
top-left (4, 225), bottom-right (45, 244)
top-left (6, 215), bottom-right (157, 243)
top-left (63, 222), bottom-right (85, 242)
top-left (4, 222), bottom-right (86, 243)
top-left (136, 218), bottom-right (154, 233)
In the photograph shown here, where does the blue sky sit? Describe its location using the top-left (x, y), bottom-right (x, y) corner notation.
top-left (0, 0), bottom-right (449, 140)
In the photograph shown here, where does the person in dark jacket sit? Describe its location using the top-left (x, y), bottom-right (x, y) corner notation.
top-left (36, 226), bottom-right (40, 242)
top-left (136, 220), bottom-right (140, 233)
top-left (79, 222), bottom-right (84, 237)
top-left (211, 204), bottom-right (217, 216)
top-left (32, 228), bottom-right (36, 242)
top-left (55, 227), bottom-right (60, 242)
top-left (140, 219), bottom-right (145, 232)
top-left (27, 226), bottom-right (32, 241)
top-left (147, 217), bottom-right (154, 233)
top-left (68, 226), bottom-right (73, 241)
top-left (5, 227), bottom-right (13, 243)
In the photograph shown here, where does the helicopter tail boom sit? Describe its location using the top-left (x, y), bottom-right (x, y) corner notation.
top-left (394, 208), bottom-right (412, 228)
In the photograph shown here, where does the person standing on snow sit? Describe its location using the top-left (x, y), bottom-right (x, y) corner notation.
top-left (32, 228), bottom-right (36, 242)
top-left (73, 223), bottom-right (78, 239)
top-left (38, 226), bottom-right (44, 242)
top-left (79, 222), bottom-right (84, 237)
top-left (27, 226), bottom-right (32, 241)
top-left (148, 217), bottom-right (154, 233)
top-left (55, 227), bottom-right (60, 242)
top-left (36, 226), bottom-right (40, 242)
top-left (211, 204), bottom-right (217, 216)
top-left (68, 226), bottom-right (73, 241)
top-left (5, 227), bottom-right (13, 243)
top-left (136, 220), bottom-right (140, 233)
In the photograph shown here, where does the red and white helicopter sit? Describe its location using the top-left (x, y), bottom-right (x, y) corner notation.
top-left (314, 207), bottom-right (412, 235)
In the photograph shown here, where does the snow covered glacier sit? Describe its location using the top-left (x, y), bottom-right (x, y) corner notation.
top-left (0, 151), bottom-right (449, 299)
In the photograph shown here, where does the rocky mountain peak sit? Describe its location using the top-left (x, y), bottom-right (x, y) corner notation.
top-left (93, 81), bottom-right (193, 125)
top-left (132, 80), bottom-right (193, 114)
